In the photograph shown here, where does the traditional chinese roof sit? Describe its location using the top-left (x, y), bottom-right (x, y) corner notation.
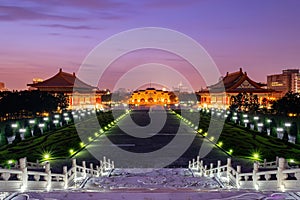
top-left (204, 68), bottom-right (272, 93)
top-left (27, 68), bottom-right (98, 93)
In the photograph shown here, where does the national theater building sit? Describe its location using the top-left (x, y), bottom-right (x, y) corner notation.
top-left (27, 68), bottom-right (106, 109)
top-left (197, 68), bottom-right (276, 108)
top-left (129, 88), bottom-right (178, 106)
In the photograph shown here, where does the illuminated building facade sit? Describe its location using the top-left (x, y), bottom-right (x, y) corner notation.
top-left (197, 68), bottom-right (275, 108)
top-left (129, 88), bottom-right (178, 106)
top-left (27, 68), bottom-right (105, 109)
top-left (267, 69), bottom-right (300, 98)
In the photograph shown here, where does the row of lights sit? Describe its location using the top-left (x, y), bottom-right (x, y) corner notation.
top-left (41, 110), bottom-right (130, 161)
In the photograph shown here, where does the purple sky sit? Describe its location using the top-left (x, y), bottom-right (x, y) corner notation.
top-left (1, 0), bottom-right (300, 91)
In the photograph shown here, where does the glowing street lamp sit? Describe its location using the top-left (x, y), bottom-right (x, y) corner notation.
top-left (277, 127), bottom-right (284, 132)
top-left (284, 123), bottom-right (291, 127)
top-left (266, 119), bottom-right (272, 123)
top-left (253, 116), bottom-right (259, 120)
top-left (11, 123), bottom-right (18, 128)
top-left (243, 114), bottom-right (248, 118)
top-left (54, 114), bottom-right (60, 119)
top-left (43, 117), bottom-right (49, 121)
top-left (29, 120), bottom-right (35, 124)
top-left (39, 123), bottom-right (45, 134)
top-left (69, 149), bottom-right (75, 156)
top-left (243, 119), bottom-right (249, 127)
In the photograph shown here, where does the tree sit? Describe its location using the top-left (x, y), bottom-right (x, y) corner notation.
top-left (33, 124), bottom-right (42, 137)
top-left (24, 127), bottom-right (32, 139)
top-left (282, 130), bottom-right (289, 143)
top-left (230, 92), bottom-right (260, 113)
top-left (13, 132), bottom-right (22, 144)
top-left (272, 92), bottom-right (300, 115)
top-left (0, 132), bottom-right (8, 146)
top-left (4, 124), bottom-right (14, 137)
top-left (270, 119), bottom-right (277, 138)
top-left (290, 122), bottom-right (298, 137)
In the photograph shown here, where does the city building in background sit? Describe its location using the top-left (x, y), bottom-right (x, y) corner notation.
top-left (197, 68), bottom-right (275, 108)
top-left (0, 82), bottom-right (7, 92)
top-left (27, 68), bottom-right (107, 109)
top-left (267, 69), bottom-right (300, 98)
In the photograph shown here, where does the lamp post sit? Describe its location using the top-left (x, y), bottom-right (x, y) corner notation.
top-left (19, 128), bottom-right (26, 140)
top-left (276, 127), bottom-right (284, 139)
top-left (257, 123), bottom-right (263, 132)
top-left (243, 119), bottom-right (249, 128)
top-left (39, 123), bottom-right (45, 134)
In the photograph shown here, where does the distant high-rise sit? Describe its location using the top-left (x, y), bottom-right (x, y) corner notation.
top-left (267, 69), bottom-right (300, 98)
top-left (0, 82), bottom-right (7, 91)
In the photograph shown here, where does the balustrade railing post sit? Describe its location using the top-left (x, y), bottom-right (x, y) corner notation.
top-left (45, 162), bottom-right (51, 191)
top-left (72, 158), bottom-right (77, 188)
top-left (96, 165), bottom-right (100, 177)
top-left (204, 165), bottom-right (207, 176)
top-left (63, 166), bottom-right (68, 189)
top-left (236, 165), bottom-right (241, 188)
top-left (36, 159), bottom-right (40, 168)
top-left (276, 156), bottom-right (279, 167)
top-left (82, 161), bottom-right (86, 178)
top-left (90, 163), bottom-right (94, 176)
top-left (210, 163), bottom-right (214, 177)
top-left (253, 162), bottom-right (259, 190)
top-left (108, 159), bottom-right (111, 169)
top-left (227, 158), bottom-right (232, 182)
top-left (19, 157), bottom-right (28, 192)
top-left (199, 160), bottom-right (203, 176)
top-left (217, 160), bottom-right (221, 178)
top-left (103, 156), bottom-right (107, 170)
top-left (263, 159), bottom-right (267, 168)
top-left (111, 159), bottom-right (114, 169)
top-left (192, 159), bottom-right (195, 168)
top-left (277, 158), bottom-right (286, 190)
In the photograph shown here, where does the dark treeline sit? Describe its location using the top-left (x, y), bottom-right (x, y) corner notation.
top-left (272, 91), bottom-right (300, 115)
top-left (0, 90), bottom-right (68, 119)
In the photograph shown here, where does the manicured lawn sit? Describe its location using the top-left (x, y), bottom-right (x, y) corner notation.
top-left (0, 111), bottom-right (121, 165)
top-left (184, 111), bottom-right (300, 164)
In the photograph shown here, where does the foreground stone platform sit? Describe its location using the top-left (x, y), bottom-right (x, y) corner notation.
top-left (6, 190), bottom-right (300, 200)
top-left (85, 168), bottom-right (220, 190)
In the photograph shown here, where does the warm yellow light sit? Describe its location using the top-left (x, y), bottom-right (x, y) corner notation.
top-left (80, 142), bottom-right (85, 148)
top-left (253, 153), bottom-right (260, 160)
top-left (43, 153), bottom-right (50, 160)
top-left (217, 141), bottom-right (223, 147)
top-left (69, 149), bottom-right (74, 155)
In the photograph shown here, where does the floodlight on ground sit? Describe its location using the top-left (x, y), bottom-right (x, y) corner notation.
top-left (244, 119), bottom-right (249, 123)
top-left (29, 120), bottom-right (35, 124)
top-left (53, 120), bottom-right (59, 124)
top-left (253, 116), bottom-right (259, 120)
top-left (243, 114), bottom-right (248, 118)
top-left (11, 123), bottom-right (18, 128)
top-left (38, 124), bottom-right (45, 128)
top-left (54, 114), bottom-right (60, 119)
top-left (43, 117), bottom-right (49, 121)
top-left (266, 119), bottom-right (272, 123)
